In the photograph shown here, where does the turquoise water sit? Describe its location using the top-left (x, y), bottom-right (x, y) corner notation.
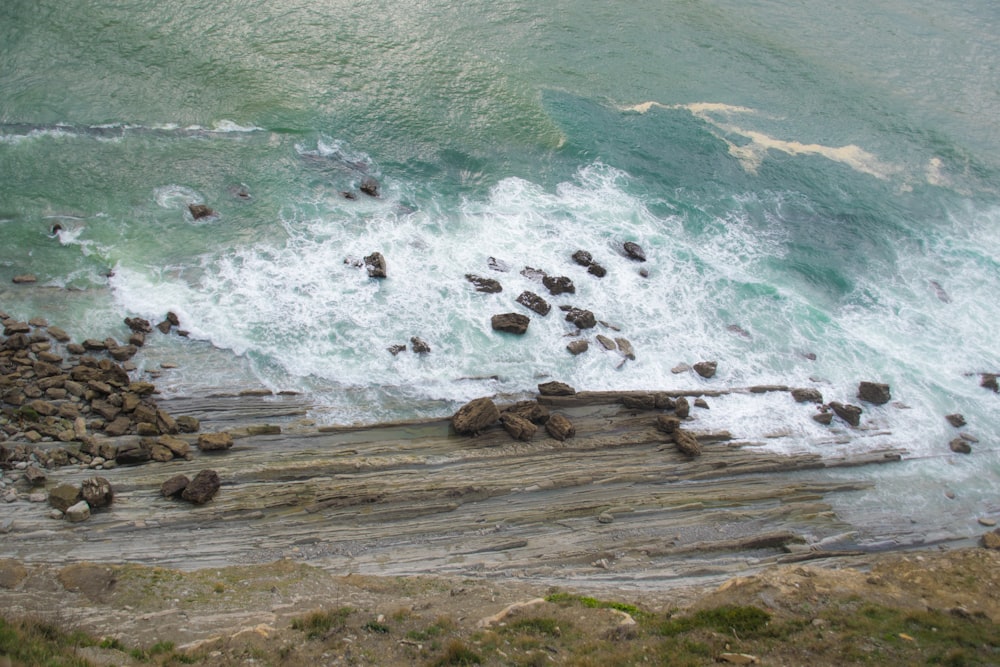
top-left (2, 1), bottom-right (999, 541)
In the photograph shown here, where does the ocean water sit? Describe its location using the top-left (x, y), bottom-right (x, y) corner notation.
top-left (2, 1), bottom-right (999, 542)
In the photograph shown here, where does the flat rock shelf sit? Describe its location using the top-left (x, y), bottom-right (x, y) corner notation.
top-left (2, 390), bottom-right (912, 590)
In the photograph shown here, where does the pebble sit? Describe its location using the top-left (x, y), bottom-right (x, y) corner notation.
top-left (978, 517), bottom-right (997, 527)
top-left (598, 512), bottom-right (614, 524)
top-left (0, 518), bottom-right (13, 534)
top-left (3, 491), bottom-right (17, 503)
top-left (48, 509), bottom-right (63, 520)
top-left (28, 492), bottom-right (46, 503)
top-left (14, 462), bottom-right (27, 470)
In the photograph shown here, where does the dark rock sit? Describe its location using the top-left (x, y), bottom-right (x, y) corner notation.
top-left (693, 361), bottom-right (718, 379)
top-left (24, 465), bottom-right (46, 486)
top-left (116, 440), bottom-right (151, 465)
top-left (674, 396), bottom-right (691, 419)
top-left (542, 275), bottom-right (575, 296)
top-left (160, 474), bottom-right (190, 498)
top-left (538, 381), bottom-right (575, 396)
top-left (156, 320), bottom-right (173, 334)
top-left (364, 252), bottom-right (387, 279)
top-left (812, 411), bottom-right (834, 425)
top-left (124, 317), bottom-right (153, 334)
top-left (128, 382), bottom-right (157, 396)
top-left (727, 324), bottom-right (752, 339)
top-left (503, 400), bottom-right (550, 425)
top-left (341, 190), bottom-right (357, 200)
top-left (654, 393), bottom-right (675, 410)
top-left (946, 414), bottom-right (966, 428)
top-left (388, 344), bottom-right (407, 356)
top-left (858, 381), bottom-right (891, 405)
top-left (3, 321), bottom-right (31, 336)
top-left (465, 274), bottom-right (502, 293)
top-left (80, 476), bottom-right (113, 508)
top-left (188, 204), bottom-right (214, 219)
top-left (596, 335), bottom-right (616, 351)
top-left (673, 429), bottom-right (702, 457)
top-left (109, 344), bottom-right (138, 362)
top-left (359, 176), bottom-right (380, 198)
top-left (830, 402), bottom-right (863, 427)
top-left (500, 413), bottom-right (537, 441)
top-left (452, 397), bottom-right (500, 435)
top-left (791, 388), bottom-right (823, 404)
top-left (694, 398), bottom-right (710, 409)
top-left (545, 413), bottom-right (575, 441)
top-left (12, 274), bottom-right (37, 284)
top-left (520, 266), bottom-right (546, 281)
top-left (564, 308), bottom-right (596, 329)
top-left (197, 432), bottom-right (234, 451)
top-left (980, 374), bottom-right (998, 393)
top-left (587, 263), bottom-right (607, 278)
top-left (491, 313), bottom-right (530, 335)
top-left (48, 483), bottom-right (81, 511)
top-left (47, 326), bottom-right (71, 343)
top-left (410, 337), bottom-right (431, 354)
top-left (615, 337), bottom-right (635, 360)
top-left (949, 438), bottom-right (972, 454)
top-left (623, 241), bottom-right (646, 262)
top-left (128, 332), bottom-right (146, 347)
top-left (103, 416), bottom-right (132, 437)
top-left (181, 469), bottom-right (221, 504)
top-left (566, 339), bottom-right (589, 355)
top-left (572, 250), bottom-right (593, 266)
top-left (515, 291), bottom-right (550, 316)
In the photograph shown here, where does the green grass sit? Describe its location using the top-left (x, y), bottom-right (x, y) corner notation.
top-left (0, 616), bottom-right (96, 666)
top-left (290, 606), bottom-right (354, 639)
top-left (545, 592), bottom-right (645, 618)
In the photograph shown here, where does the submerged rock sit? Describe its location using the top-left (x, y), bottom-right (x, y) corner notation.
top-left (364, 252), bottom-right (387, 279)
top-left (830, 402), bottom-right (863, 427)
top-left (693, 361), bottom-right (718, 379)
top-left (622, 241), bottom-right (646, 262)
top-left (188, 204), bottom-right (214, 219)
top-left (465, 274), bottom-right (502, 293)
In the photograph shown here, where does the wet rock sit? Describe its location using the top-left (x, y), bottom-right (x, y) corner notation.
top-left (48, 483), bottom-right (81, 511)
top-left (124, 317), bottom-right (152, 334)
top-left (12, 274), bottom-right (37, 284)
top-left (830, 402), bottom-right (862, 427)
top-left (359, 176), bottom-right (380, 197)
top-left (160, 474), bottom-right (190, 498)
top-left (181, 469), bottom-right (221, 504)
top-left (674, 396), bottom-right (691, 419)
top-left (197, 432), bottom-right (234, 452)
top-left (538, 381), bottom-right (575, 396)
top-left (487, 257), bottom-right (510, 272)
top-left (693, 361), bottom-right (718, 379)
top-left (791, 388), bottom-right (823, 404)
top-left (694, 398), bottom-right (710, 409)
top-left (588, 263), bottom-right (607, 277)
top-left (116, 440), bottom-right (151, 465)
top-left (515, 291), bottom-right (550, 316)
top-left (615, 337), bottom-right (635, 360)
top-left (410, 337), bottom-right (431, 354)
top-left (500, 413), bottom-right (537, 441)
top-left (622, 241), bottom-right (646, 262)
top-left (491, 313), bottom-right (530, 335)
top-left (596, 335), bottom-right (616, 351)
top-left (65, 500), bottom-right (91, 522)
top-left (946, 414), bottom-right (966, 428)
top-left (465, 274), bottom-right (502, 293)
top-left (364, 252), bottom-right (387, 279)
top-left (80, 476), bottom-right (113, 509)
top-left (188, 204), bottom-right (214, 219)
top-left (858, 381), bottom-right (891, 405)
top-left (571, 250), bottom-right (593, 267)
top-left (545, 413), bottom-right (575, 441)
top-left (980, 374), bottom-right (998, 393)
top-left (564, 307), bottom-right (596, 329)
top-left (542, 275), bottom-right (575, 295)
top-left (949, 438), bottom-right (972, 454)
top-left (520, 266), bottom-right (546, 281)
top-left (452, 397), bottom-right (500, 435)
top-left (566, 339), bottom-right (589, 355)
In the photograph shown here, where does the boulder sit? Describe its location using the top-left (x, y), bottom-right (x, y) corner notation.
top-left (791, 388), bottom-right (823, 404)
top-left (80, 476), bottom-right (113, 509)
top-left (982, 374), bottom-right (999, 393)
top-left (150, 443), bottom-right (175, 462)
top-left (124, 317), bottom-right (153, 333)
top-left (104, 416), bottom-right (132, 437)
top-left (359, 176), bottom-right (380, 198)
top-left (949, 438), bottom-right (972, 454)
top-left (542, 275), bottom-right (575, 295)
top-left (197, 432), bottom-right (234, 452)
top-left (515, 291), bottom-right (551, 316)
top-left (693, 361), bottom-right (718, 379)
top-left (48, 483), bottom-right (81, 511)
top-left (673, 429), bottom-right (702, 457)
top-left (465, 274), bottom-right (502, 293)
top-left (452, 397), bottom-right (500, 435)
top-left (364, 252), bottom-right (387, 279)
top-left (23, 465), bottom-right (46, 486)
top-left (115, 440), bottom-right (151, 465)
top-left (410, 336), bottom-right (431, 354)
top-left (621, 394), bottom-right (656, 411)
top-left (622, 241), bottom-right (646, 262)
top-left (830, 402), bottom-right (862, 427)
top-left (655, 415), bottom-right (681, 434)
top-left (500, 413), bottom-right (537, 441)
top-left (654, 393), bottom-right (675, 410)
top-left (674, 396), bottom-right (691, 419)
top-left (982, 529), bottom-right (1000, 550)
top-left (812, 411), bottom-right (834, 425)
top-left (694, 398), bottom-right (710, 409)
top-left (858, 381), bottom-right (891, 405)
top-left (596, 335), bottom-right (616, 351)
top-left (181, 469), bottom-right (221, 504)
top-left (564, 307), bottom-right (596, 329)
top-left (566, 339), bottom-right (589, 355)
top-left (615, 337), bottom-right (636, 360)
top-left (491, 313), bottom-right (530, 335)
top-left (946, 414), bottom-right (966, 428)
top-left (503, 401), bottom-right (550, 425)
top-left (571, 250), bottom-right (593, 267)
top-left (160, 474), bottom-right (190, 498)
top-left (12, 274), bottom-right (37, 284)
top-left (388, 343), bottom-right (407, 355)
top-left (587, 263), bottom-right (607, 277)
top-left (176, 415), bottom-right (201, 433)
top-left (65, 500), bottom-right (91, 523)
top-left (188, 204), bottom-right (214, 219)
top-left (538, 381), bottom-right (575, 396)
top-left (545, 413), bottom-right (575, 441)
top-left (156, 409), bottom-right (178, 435)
